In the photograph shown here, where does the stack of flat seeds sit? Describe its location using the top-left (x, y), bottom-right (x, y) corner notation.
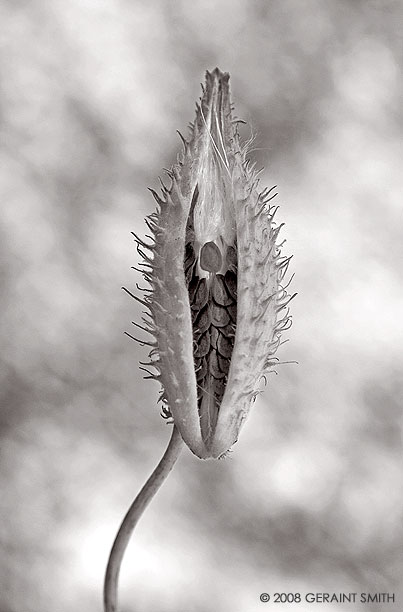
top-left (184, 193), bottom-right (237, 443)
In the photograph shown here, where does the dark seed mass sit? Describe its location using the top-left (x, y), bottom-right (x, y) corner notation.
top-left (184, 187), bottom-right (237, 440)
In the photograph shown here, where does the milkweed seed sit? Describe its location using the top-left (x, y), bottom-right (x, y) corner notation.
top-left (200, 241), bottom-right (223, 273)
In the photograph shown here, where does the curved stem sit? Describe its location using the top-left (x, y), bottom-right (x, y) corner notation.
top-left (104, 425), bottom-right (184, 612)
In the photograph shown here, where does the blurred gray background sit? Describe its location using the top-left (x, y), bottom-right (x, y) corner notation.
top-left (1, 1), bottom-right (402, 611)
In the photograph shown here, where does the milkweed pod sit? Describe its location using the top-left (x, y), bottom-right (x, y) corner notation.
top-left (130, 68), bottom-right (295, 459)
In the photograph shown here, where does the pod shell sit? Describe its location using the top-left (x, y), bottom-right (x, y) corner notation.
top-left (135, 69), bottom-right (293, 459)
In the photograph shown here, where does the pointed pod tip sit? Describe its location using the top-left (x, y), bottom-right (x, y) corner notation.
top-left (209, 67), bottom-right (230, 80)
top-left (205, 68), bottom-right (230, 86)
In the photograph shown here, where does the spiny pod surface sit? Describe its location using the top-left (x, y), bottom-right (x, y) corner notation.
top-left (129, 68), bottom-right (295, 459)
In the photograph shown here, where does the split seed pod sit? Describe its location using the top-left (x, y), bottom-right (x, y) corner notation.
top-left (128, 68), bottom-right (295, 459)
